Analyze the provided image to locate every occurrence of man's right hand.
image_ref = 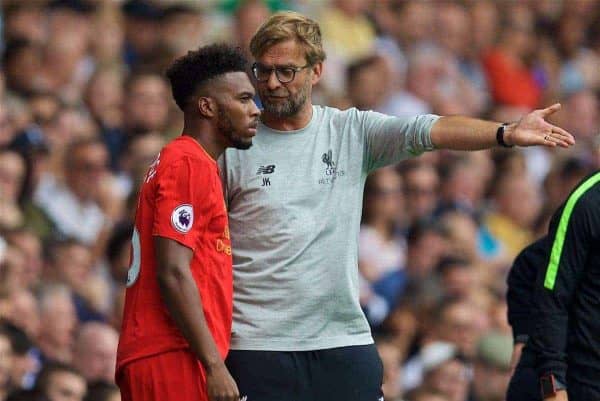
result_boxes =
[544,389,568,401]
[206,363,241,401]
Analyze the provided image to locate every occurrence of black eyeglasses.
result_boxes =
[251,62,311,83]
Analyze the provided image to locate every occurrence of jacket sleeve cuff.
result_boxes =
[514,334,529,344]
[537,363,567,385]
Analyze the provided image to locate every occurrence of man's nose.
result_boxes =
[266,70,281,91]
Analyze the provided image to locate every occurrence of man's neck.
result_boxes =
[182,122,224,161]
[261,103,313,131]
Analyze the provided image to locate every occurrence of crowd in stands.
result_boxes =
[0,1,599,400]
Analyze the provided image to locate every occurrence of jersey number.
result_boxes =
[126,228,141,287]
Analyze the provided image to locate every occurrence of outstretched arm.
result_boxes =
[430,103,574,150]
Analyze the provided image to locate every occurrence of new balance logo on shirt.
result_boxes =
[257,165,275,187]
[256,165,276,175]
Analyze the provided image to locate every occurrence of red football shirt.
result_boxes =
[116,135,233,372]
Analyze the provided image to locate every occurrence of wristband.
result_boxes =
[496,123,513,148]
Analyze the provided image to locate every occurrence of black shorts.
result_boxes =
[225,344,384,401]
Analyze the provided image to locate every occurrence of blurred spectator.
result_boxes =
[556,13,600,96]
[438,211,480,264]
[116,132,165,200]
[360,167,407,326]
[437,3,488,110]
[90,5,125,69]
[408,390,449,401]
[2,3,46,44]
[3,289,40,341]
[36,285,77,364]
[401,297,487,393]
[4,228,43,290]
[415,342,470,401]
[232,0,271,59]
[122,72,170,139]
[33,138,116,247]
[0,103,14,147]
[436,257,478,300]
[376,335,403,401]
[34,362,86,401]
[319,0,376,95]
[438,155,488,214]
[469,2,499,55]
[71,323,118,384]
[2,39,44,96]
[346,55,390,112]
[0,150,26,230]
[3,323,38,392]
[401,162,439,225]
[84,68,124,171]
[402,47,439,115]
[83,382,119,401]
[405,220,447,283]
[484,171,541,259]
[559,89,599,145]
[0,245,27,294]
[0,326,14,401]
[360,168,406,284]
[429,298,488,361]
[105,223,132,290]
[373,0,434,55]
[541,155,595,228]
[42,2,95,105]
[468,332,513,401]
[45,239,108,321]
[160,3,206,59]
[320,0,375,61]
[482,5,541,109]
[121,0,163,69]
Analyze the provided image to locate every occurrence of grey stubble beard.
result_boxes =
[260,77,310,119]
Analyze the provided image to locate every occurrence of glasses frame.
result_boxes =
[251,62,311,84]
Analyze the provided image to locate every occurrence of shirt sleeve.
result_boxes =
[361,110,439,173]
[529,195,596,384]
[152,157,211,251]
[506,238,546,343]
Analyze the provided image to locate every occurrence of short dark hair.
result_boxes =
[45,237,89,265]
[63,137,106,170]
[346,54,382,87]
[84,381,120,401]
[2,321,33,356]
[34,362,83,394]
[165,43,248,111]
[106,222,133,266]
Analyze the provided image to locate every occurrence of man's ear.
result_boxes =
[197,97,216,118]
[310,62,323,85]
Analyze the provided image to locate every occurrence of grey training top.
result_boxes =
[219,105,439,351]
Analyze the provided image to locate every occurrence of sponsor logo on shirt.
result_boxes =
[216,227,231,255]
[319,149,345,185]
[171,204,193,233]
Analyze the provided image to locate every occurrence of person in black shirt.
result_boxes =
[505,237,548,401]
[526,171,600,401]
